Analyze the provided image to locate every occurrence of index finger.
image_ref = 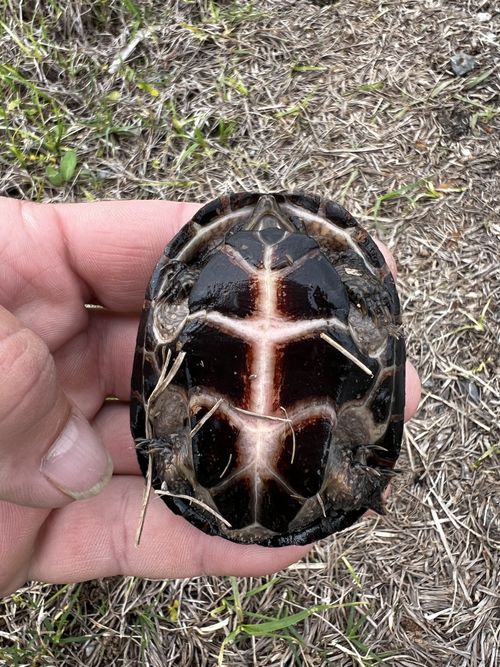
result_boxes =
[55,199,200,311]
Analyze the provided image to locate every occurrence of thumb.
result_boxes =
[0,306,113,507]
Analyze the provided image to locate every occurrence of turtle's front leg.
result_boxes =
[337,264,393,322]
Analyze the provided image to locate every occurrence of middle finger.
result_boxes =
[53,310,138,418]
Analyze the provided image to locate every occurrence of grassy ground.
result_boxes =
[0,0,499,665]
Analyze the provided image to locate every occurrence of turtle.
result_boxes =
[130,192,405,547]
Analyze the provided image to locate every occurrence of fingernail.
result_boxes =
[41,410,113,500]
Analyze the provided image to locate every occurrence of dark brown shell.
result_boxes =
[130,193,405,546]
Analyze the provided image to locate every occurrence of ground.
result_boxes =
[0,1,499,665]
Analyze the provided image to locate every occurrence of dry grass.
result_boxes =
[0,0,499,665]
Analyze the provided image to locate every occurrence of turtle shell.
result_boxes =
[130,193,405,547]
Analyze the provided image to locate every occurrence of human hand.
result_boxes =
[0,197,420,597]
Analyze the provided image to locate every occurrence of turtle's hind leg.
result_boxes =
[135,434,192,495]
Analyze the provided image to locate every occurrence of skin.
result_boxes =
[0,197,421,598]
